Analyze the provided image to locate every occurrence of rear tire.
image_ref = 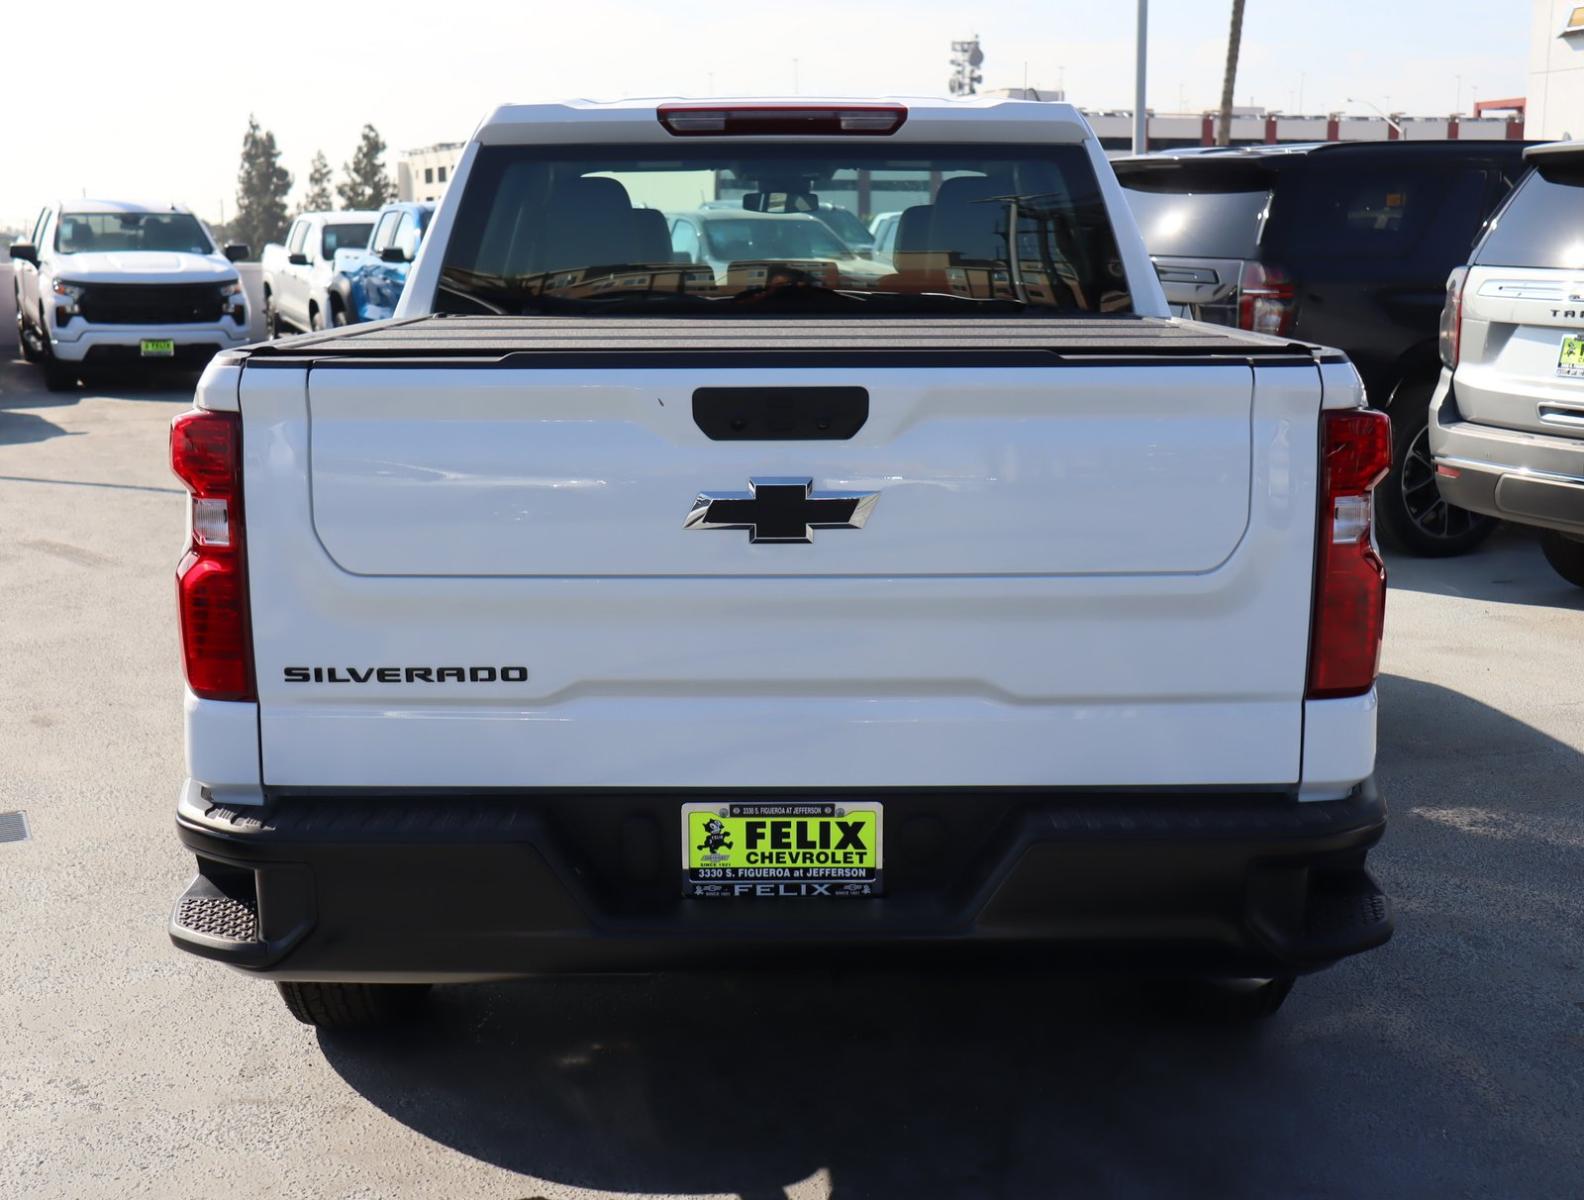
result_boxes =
[330,301,349,328]
[276,981,431,1030]
[309,306,325,332]
[1540,530,1584,588]
[264,289,281,339]
[1375,381,1497,557]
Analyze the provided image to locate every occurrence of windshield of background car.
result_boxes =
[55,212,213,255]
[322,222,375,257]
[435,143,1133,316]
[1473,161,1584,269]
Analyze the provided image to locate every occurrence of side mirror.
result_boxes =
[9,243,39,266]
[223,243,249,262]
[287,252,309,267]
[379,245,407,264]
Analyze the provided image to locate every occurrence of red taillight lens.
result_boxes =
[657,104,908,137]
[1238,261,1297,337]
[1439,266,1466,370]
[1308,409,1392,700]
[170,409,253,701]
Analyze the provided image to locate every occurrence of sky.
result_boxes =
[0,0,1530,230]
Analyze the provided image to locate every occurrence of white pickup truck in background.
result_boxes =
[168,96,1394,1029]
[258,209,376,334]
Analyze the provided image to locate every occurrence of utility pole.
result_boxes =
[1133,0,1149,154]
[1217,0,1246,146]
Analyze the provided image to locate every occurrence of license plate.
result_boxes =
[140,339,175,358]
[682,801,882,898]
[1558,335,1584,378]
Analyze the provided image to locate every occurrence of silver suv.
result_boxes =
[1430,141,1584,587]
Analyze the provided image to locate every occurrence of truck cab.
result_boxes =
[260,210,377,334]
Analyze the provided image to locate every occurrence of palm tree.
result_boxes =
[1216,0,1246,146]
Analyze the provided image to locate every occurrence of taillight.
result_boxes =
[1237,261,1297,336]
[657,104,907,137]
[1439,266,1467,370]
[171,409,253,701]
[1307,409,1392,700]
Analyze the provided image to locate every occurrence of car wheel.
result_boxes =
[330,302,348,328]
[309,306,325,332]
[16,289,42,363]
[276,981,431,1029]
[1375,381,1498,557]
[263,290,281,339]
[1540,530,1584,588]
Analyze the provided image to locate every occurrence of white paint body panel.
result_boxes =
[240,361,1335,789]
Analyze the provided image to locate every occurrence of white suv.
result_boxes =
[1431,141,1584,586]
[10,199,251,391]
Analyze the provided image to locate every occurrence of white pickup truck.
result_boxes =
[258,209,377,334]
[168,97,1394,1029]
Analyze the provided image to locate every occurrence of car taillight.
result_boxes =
[657,104,907,137]
[171,409,254,701]
[1237,261,1297,336]
[1307,409,1391,700]
[1439,266,1467,370]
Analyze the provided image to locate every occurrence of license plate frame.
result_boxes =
[140,338,175,358]
[681,801,883,898]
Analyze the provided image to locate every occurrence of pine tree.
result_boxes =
[233,115,292,256]
[336,125,393,210]
[302,151,334,213]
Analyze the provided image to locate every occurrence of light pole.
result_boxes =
[1346,97,1404,137]
[1133,0,1148,155]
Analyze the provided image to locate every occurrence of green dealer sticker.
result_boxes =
[1558,334,1584,378]
[682,801,883,898]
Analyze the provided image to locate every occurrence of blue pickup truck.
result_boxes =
[328,201,434,324]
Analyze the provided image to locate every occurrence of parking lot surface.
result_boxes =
[2,286,1582,1197]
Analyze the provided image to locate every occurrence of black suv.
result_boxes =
[1116,141,1530,555]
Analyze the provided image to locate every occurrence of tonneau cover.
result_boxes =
[241,314,1339,361]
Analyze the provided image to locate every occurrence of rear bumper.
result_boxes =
[1430,379,1584,536]
[170,780,1391,982]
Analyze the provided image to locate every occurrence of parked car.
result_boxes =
[329,201,434,324]
[260,210,377,334]
[812,202,875,256]
[1116,141,1531,556]
[666,208,890,287]
[168,97,1393,1030]
[1430,141,1584,587]
[10,200,249,390]
[868,210,902,263]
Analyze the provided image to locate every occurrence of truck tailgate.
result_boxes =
[240,320,1325,790]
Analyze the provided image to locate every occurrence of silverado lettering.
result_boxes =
[282,666,528,683]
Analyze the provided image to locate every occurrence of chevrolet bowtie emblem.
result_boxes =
[684,477,879,543]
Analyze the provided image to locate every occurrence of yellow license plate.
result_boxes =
[140,339,175,357]
[682,802,882,897]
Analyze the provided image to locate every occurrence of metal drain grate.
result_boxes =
[0,812,30,843]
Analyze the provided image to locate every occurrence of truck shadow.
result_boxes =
[317,674,1584,1199]
[1386,526,1584,610]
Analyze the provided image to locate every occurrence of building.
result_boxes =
[1529,0,1584,140]
[984,88,1523,155]
[396,143,466,204]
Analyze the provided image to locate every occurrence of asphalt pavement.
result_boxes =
[1,278,1581,1199]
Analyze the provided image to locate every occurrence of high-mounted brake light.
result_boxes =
[657,104,908,137]
[1237,261,1297,337]
[171,409,254,701]
[1307,409,1392,700]
[1439,266,1467,370]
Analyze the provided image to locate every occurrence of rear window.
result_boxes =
[1121,187,1271,259]
[322,222,374,257]
[1276,160,1489,265]
[1474,164,1584,269]
[434,143,1132,317]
